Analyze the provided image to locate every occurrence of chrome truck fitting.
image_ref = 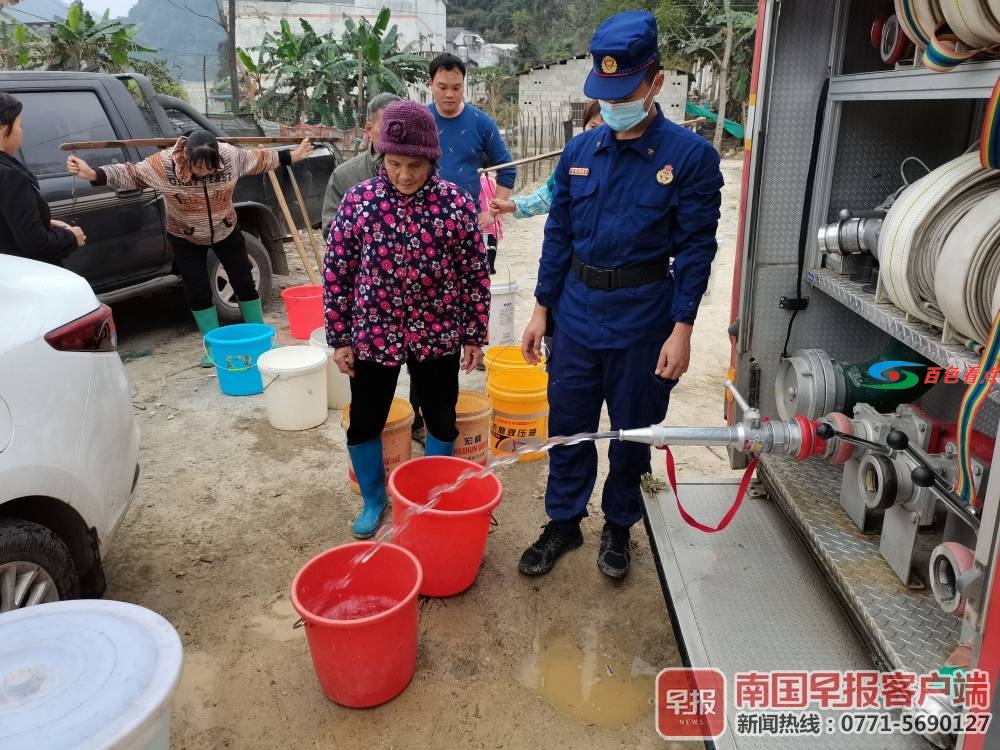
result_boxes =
[617,420,806,457]
[617,382,812,459]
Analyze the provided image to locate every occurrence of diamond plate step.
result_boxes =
[758,455,961,677]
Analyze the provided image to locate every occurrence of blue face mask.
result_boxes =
[599,87,655,132]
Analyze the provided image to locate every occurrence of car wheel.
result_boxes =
[208,232,274,323]
[0,519,79,612]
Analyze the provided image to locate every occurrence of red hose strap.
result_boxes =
[661,446,760,533]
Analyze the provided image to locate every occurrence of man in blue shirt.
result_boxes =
[519,10,723,580]
[427,52,516,268]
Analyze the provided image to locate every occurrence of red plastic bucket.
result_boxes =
[290,542,422,707]
[281,285,324,340]
[389,456,503,597]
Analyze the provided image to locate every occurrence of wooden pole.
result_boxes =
[266,170,319,285]
[477,149,563,174]
[285,164,324,270]
[60,136,316,151]
[477,119,706,174]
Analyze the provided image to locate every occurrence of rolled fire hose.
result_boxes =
[926,0,1000,71]
[917,179,997,326]
[878,152,1000,326]
[895,0,943,48]
[877,14,914,65]
[935,191,1000,344]
[891,0,1000,71]
[939,0,1000,48]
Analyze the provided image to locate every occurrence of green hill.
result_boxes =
[447,0,601,68]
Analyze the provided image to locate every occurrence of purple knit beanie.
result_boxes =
[376,100,441,161]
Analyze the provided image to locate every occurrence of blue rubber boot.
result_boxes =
[347,438,388,539]
[424,433,455,457]
[191,307,219,368]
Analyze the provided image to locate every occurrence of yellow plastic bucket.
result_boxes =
[341,398,415,493]
[454,390,491,466]
[486,368,548,463]
[482,345,545,384]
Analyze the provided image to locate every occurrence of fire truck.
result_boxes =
[637,2,1000,747]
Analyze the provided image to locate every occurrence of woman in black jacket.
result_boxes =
[0,92,85,263]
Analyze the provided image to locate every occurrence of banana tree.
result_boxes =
[0,21,36,69]
[238,8,428,129]
[337,7,427,106]
[238,18,325,123]
[42,0,155,72]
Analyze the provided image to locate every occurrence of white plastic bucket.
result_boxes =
[0,599,183,750]
[257,346,329,431]
[488,279,518,346]
[309,327,351,409]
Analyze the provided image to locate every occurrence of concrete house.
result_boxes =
[235,0,446,54]
[445,26,517,70]
[517,54,688,126]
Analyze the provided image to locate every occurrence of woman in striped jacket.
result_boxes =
[67,130,311,365]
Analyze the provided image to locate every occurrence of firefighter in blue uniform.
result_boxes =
[519,10,723,579]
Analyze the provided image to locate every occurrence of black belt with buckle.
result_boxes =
[571,255,669,291]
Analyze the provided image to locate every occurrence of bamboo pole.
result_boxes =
[477,149,564,174]
[60,136,316,151]
[285,165,325,271]
[478,118,707,174]
[266,170,320,285]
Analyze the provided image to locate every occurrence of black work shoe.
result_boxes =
[598,522,631,579]
[518,521,583,576]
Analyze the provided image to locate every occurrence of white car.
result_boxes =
[0,255,139,611]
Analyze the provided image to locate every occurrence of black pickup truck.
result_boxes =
[0,71,337,319]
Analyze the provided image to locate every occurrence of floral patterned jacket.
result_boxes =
[324,169,491,365]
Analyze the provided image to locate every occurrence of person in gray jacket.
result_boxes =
[321,93,401,237]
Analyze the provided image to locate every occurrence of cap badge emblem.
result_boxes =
[601,56,618,74]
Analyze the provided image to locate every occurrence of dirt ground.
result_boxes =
[103,157,744,749]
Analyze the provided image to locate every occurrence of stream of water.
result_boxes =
[310,431,618,618]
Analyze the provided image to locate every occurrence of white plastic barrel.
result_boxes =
[0,599,183,750]
[488,279,518,346]
[309,327,351,409]
[257,345,329,430]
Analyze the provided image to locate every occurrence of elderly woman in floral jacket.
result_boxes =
[325,100,491,538]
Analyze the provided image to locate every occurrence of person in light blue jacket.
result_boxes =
[489,100,604,220]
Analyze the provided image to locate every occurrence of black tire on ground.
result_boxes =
[208,231,274,323]
[0,518,79,605]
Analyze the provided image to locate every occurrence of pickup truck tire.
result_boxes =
[209,231,273,322]
[0,519,79,610]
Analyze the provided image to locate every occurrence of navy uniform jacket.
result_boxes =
[535,106,723,349]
